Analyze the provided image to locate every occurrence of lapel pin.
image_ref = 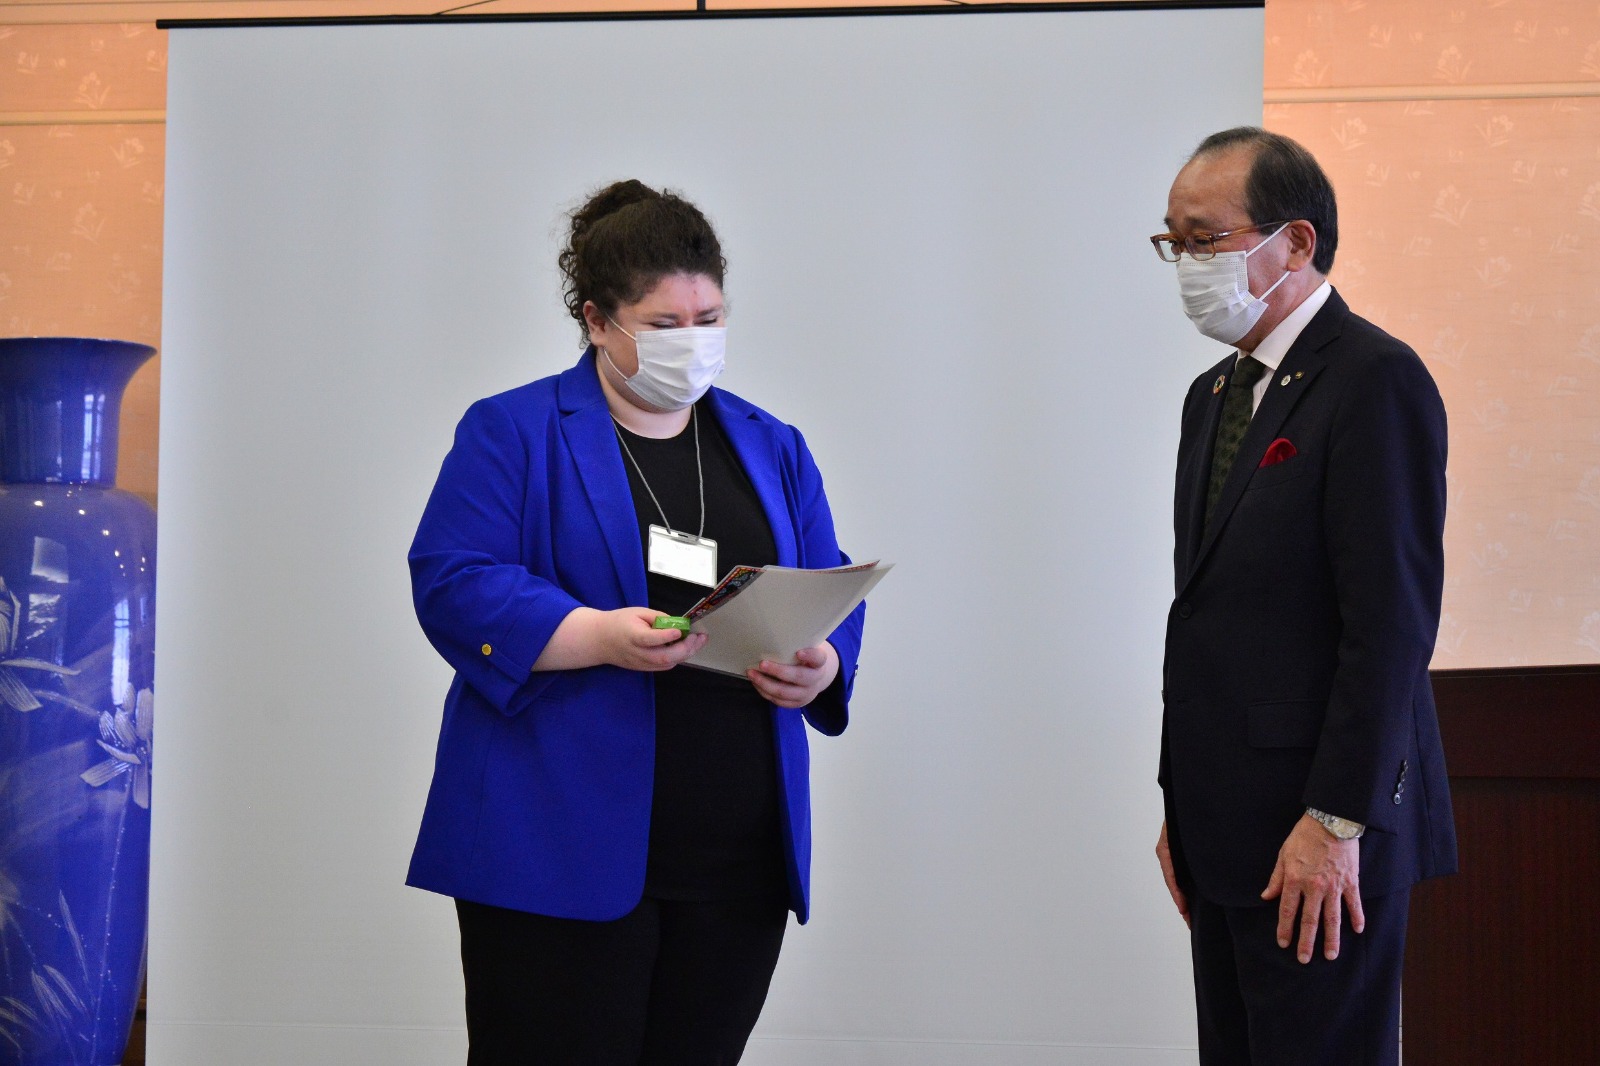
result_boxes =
[1294,370,1304,380]
[1213,374,1226,394]
[1279,374,1291,387]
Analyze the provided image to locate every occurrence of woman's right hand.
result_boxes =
[592,607,707,671]
[534,606,706,673]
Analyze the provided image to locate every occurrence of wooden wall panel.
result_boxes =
[1405,667,1600,1065]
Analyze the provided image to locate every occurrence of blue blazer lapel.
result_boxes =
[557,349,649,605]
[708,389,798,568]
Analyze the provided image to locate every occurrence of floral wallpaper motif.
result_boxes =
[0,24,165,114]
[1267,0,1600,667]
[0,24,164,505]
[1266,0,1600,90]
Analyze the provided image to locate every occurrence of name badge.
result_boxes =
[648,525,718,588]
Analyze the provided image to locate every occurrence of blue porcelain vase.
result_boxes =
[0,338,156,1066]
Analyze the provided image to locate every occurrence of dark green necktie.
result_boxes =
[1205,354,1268,527]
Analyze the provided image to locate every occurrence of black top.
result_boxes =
[613,400,788,901]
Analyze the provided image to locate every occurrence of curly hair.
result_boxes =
[558,180,727,341]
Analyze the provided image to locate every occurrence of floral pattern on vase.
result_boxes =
[0,337,155,1066]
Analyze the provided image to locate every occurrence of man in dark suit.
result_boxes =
[1153,128,1457,1065]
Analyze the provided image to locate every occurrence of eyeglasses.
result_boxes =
[1149,221,1293,263]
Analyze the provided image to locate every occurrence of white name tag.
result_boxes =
[648,525,718,588]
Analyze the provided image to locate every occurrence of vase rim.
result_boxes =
[0,337,155,485]
[0,336,158,357]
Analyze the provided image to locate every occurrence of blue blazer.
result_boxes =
[406,350,864,923]
[1160,290,1457,908]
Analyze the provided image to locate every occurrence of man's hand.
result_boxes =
[1156,820,1190,928]
[1262,813,1364,963]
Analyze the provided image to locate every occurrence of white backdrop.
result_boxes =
[156,8,1262,1063]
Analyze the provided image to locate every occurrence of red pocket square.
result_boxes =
[1260,438,1297,467]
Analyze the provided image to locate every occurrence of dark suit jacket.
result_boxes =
[1160,289,1458,908]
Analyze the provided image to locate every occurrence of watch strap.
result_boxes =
[1306,807,1365,840]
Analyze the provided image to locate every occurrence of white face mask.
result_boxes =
[602,319,726,411]
[1175,222,1291,345]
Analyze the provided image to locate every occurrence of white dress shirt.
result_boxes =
[1236,280,1332,415]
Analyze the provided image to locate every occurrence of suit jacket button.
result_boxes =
[1178,603,1193,619]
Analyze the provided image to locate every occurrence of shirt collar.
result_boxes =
[1238,279,1332,373]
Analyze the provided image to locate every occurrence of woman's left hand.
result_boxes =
[747,642,839,709]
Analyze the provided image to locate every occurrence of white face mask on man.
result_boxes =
[1175,222,1291,345]
[602,318,726,411]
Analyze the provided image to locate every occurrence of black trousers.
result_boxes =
[1189,887,1410,1066]
[455,895,788,1066]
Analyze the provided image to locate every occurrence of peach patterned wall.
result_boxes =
[0,22,165,503]
[3,0,1597,666]
[1265,0,1600,667]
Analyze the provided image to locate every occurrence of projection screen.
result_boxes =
[156,7,1263,1063]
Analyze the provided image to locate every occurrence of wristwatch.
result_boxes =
[1306,807,1365,840]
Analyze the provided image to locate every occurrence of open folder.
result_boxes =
[681,560,892,678]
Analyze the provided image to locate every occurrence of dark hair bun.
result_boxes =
[565,179,660,257]
[558,180,726,339]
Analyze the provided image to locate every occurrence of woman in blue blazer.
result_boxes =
[406,181,865,1064]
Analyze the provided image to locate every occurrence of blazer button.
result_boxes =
[481,643,493,656]
[1178,604,1193,619]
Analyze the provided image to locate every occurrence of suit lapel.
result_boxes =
[557,350,649,604]
[1181,292,1347,591]
[708,390,798,568]
[1178,357,1233,575]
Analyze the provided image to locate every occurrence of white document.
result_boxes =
[682,561,892,678]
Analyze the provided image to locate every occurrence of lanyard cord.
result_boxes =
[612,405,706,540]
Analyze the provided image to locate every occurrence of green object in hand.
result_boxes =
[652,615,692,634]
